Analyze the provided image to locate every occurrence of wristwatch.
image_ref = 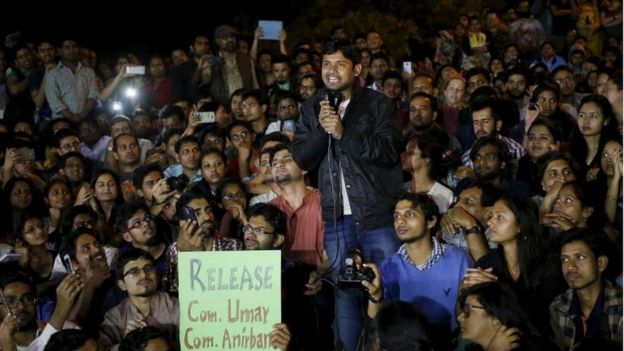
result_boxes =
[464,224,482,235]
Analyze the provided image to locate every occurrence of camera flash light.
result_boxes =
[125,87,137,98]
[112,101,122,111]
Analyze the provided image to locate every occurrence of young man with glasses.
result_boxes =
[243,203,326,350]
[116,202,171,283]
[0,272,81,350]
[99,249,179,350]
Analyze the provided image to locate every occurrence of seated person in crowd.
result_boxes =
[0,272,81,350]
[550,229,622,350]
[364,192,472,351]
[99,249,179,351]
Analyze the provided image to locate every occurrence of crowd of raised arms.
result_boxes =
[0,1,621,350]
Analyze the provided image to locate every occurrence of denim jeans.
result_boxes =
[324,216,400,351]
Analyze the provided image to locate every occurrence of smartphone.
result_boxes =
[195,111,216,124]
[0,253,21,263]
[179,206,197,222]
[528,102,538,111]
[208,56,224,65]
[402,61,413,74]
[282,119,295,132]
[62,254,75,273]
[0,289,12,315]
[126,66,146,75]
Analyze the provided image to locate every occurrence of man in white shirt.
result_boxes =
[0,272,81,350]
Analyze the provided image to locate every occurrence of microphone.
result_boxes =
[323,90,342,113]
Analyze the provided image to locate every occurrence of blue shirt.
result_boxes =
[380,241,473,331]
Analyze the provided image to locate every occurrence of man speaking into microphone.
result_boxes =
[292,39,403,351]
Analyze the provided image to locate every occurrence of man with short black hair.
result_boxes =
[461,97,525,168]
[293,40,403,351]
[364,193,472,351]
[466,136,529,196]
[550,229,622,349]
[243,203,326,350]
[163,135,202,182]
[0,272,81,351]
[44,329,97,351]
[164,191,242,293]
[115,202,170,280]
[120,326,171,351]
[269,144,325,268]
[45,39,98,122]
[99,249,179,351]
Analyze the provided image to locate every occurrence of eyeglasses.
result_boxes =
[128,213,154,230]
[462,303,486,318]
[230,131,250,142]
[123,264,156,279]
[1,294,36,309]
[223,192,244,202]
[242,225,274,236]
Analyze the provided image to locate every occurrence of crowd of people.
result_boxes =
[0,0,621,350]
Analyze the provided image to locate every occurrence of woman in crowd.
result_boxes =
[0,177,44,244]
[44,178,73,237]
[527,84,577,145]
[439,77,466,135]
[402,136,454,213]
[89,169,125,244]
[458,282,558,350]
[570,94,619,184]
[517,118,562,194]
[461,195,566,336]
[190,148,228,199]
[216,177,248,240]
[535,152,580,216]
[14,212,57,287]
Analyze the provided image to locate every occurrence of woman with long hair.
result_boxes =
[13,212,57,287]
[458,282,558,350]
[570,94,620,183]
[525,83,577,145]
[89,169,124,245]
[461,195,566,336]
[517,118,562,195]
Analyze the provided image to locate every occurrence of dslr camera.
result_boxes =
[166,174,189,192]
[338,250,375,288]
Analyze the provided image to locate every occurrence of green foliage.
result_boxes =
[283,0,483,59]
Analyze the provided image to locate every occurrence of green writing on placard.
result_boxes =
[179,251,281,350]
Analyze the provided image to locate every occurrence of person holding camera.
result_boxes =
[163,135,203,184]
[292,39,403,351]
[362,193,472,351]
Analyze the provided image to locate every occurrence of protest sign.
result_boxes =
[179,251,281,350]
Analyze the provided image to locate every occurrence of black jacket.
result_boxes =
[292,86,403,229]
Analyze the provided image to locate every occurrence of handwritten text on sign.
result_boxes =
[178,251,281,350]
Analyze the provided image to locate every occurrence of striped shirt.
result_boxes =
[461,134,526,168]
[45,61,98,118]
[398,236,445,271]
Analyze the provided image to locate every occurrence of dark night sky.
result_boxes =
[1,2,292,57]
